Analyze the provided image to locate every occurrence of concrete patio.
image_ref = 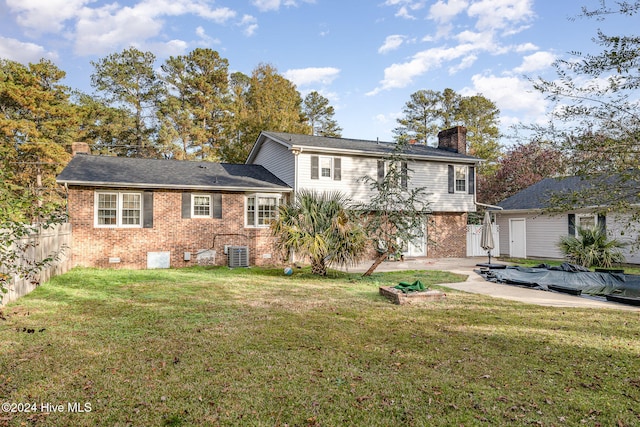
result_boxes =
[345,257,640,311]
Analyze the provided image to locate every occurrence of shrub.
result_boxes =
[557,226,626,268]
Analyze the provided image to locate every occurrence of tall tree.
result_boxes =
[159,48,230,160]
[457,95,501,173]
[219,64,310,163]
[531,2,640,230]
[302,91,342,137]
[393,89,442,145]
[477,140,567,205]
[91,47,164,157]
[0,59,74,209]
[218,71,253,163]
[74,92,138,156]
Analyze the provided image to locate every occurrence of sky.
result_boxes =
[0,0,635,143]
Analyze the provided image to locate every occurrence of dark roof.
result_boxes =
[56,155,291,191]
[252,131,479,163]
[498,176,592,210]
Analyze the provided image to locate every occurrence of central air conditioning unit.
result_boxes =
[228,246,249,268]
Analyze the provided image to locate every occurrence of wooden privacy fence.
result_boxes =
[1,223,71,306]
[466,224,500,257]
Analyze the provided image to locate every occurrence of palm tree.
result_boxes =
[271,189,367,276]
[558,225,626,268]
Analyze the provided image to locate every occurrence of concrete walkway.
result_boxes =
[346,257,640,311]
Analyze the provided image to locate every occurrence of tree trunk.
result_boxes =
[362,250,388,277]
[311,258,327,276]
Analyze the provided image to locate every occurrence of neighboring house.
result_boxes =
[56,153,291,269]
[494,176,640,263]
[246,126,481,258]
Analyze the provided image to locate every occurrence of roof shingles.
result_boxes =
[57,155,291,191]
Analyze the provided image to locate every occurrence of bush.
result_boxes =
[557,226,626,268]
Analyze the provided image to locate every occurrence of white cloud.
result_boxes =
[0,36,57,63]
[8,0,237,56]
[466,74,547,119]
[252,0,281,12]
[283,67,340,86]
[467,0,535,32]
[6,0,89,34]
[513,51,556,73]
[428,0,469,23]
[368,43,476,95]
[252,0,315,12]
[239,15,259,37]
[378,35,405,54]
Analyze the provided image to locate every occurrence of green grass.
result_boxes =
[1,266,639,426]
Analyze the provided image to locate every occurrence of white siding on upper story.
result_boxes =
[251,138,295,188]
[296,152,475,212]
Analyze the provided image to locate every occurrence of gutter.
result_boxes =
[475,202,503,210]
[56,180,293,193]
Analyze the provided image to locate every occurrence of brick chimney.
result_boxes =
[72,142,91,156]
[437,126,467,155]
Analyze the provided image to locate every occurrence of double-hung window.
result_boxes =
[455,166,467,193]
[246,194,280,227]
[96,192,142,227]
[192,195,211,218]
[311,156,341,181]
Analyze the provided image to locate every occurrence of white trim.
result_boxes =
[454,165,467,193]
[245,193,282,228]
[94,191,143,228]
[509,218,527,258]
[191,193,212,218]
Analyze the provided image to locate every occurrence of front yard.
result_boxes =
[1,266,639,426]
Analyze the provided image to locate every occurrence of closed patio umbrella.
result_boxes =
[480,211,495,265]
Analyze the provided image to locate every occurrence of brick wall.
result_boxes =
[68,187,281,269]
[427,212,468,258]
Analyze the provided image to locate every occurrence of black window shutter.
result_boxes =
[597,214,606,233]
[377,160,385,184]
[143,191,154,228]
[311,156,319,179]
[448,165,454,194]
[333,158,341,181]
[568,214,575,235]
[182,193,191,218]
[213,193,222,219]
[401,161,408,189]
[468,166,475,195]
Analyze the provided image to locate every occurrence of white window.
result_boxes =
[320,157,332,178]
[576,214,596,230]
[192,194,211,218]
[455,166,467,193]
[95,192,142,227]
[246,194,280,227]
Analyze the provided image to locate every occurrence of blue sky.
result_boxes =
[0,0,634,143]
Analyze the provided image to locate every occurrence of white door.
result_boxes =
[509,219,526,258]
[402,222,426,257]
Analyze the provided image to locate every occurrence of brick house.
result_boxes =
[246,126,481,258]
[56,154,291,269]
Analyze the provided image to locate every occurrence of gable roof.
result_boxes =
[497,176,593,211]
[56,155,291,192]
[247,131,480,164]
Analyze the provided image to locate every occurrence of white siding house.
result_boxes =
[495,176,640,263]
[246,128,481,258]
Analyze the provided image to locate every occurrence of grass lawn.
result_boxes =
[1,266,639,426]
